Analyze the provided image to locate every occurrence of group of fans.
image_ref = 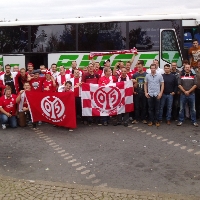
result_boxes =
[0,39,200,130]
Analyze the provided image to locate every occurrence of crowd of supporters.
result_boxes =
[0,40,200,130]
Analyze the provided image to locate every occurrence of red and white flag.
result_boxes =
[81,81,134,116]
[25,91,76,128]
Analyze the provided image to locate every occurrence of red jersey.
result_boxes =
[98,76,117,85]
[95,69,103,77]
[74,78,80,97]
[127,70,136,78]
[43,80,56,92]
[82,72,99,84]
[0,94,17,115]
[30,77,45,92]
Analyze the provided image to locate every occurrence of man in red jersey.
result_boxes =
[43,71,56,92]
[113,67,131,127]
[98,67,117,126]
[94,62,103,77]
[82,63,99,84]
[0,86,19,129]
[82,63,100,125]
[28,71,44,92]
[98,68,117,85]
[126,61,136,78]
[57,66,71,92]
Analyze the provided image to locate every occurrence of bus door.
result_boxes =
[2,54,25,71]
[159,29,183,69]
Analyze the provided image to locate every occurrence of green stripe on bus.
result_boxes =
[139,54,158,59]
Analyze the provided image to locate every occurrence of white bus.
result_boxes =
[0,14,200,70]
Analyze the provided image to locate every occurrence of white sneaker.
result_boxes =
[2,124,6,129]
[38,121,42,125]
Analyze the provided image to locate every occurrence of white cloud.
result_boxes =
[0,0,199,21]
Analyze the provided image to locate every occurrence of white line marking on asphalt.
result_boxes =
[156,136,163,139]
[44,138,51,140]
[132,127,138,129]
[86,174,96,179]
[37,132,44,135]
[174,143,180,147]
[128,125,133,127]
[58,150,65,153]
[194,151,200,155]
[162,139,168,141]
[81,170,90,174]
[76,166,86,171]
[72,163,81,167]
[68,159,77,163]
[137,129,142,131]
[64,156,73,160]
[49,143,56,145]
[54,147,62,150]
[187,149,194,152]
[167,141,174,144]
[146,132,152,135]
[180,146,187,150]
[39,136,48,139]
[141,130,146,133]
[46,140,53,143]
[151,134,157,137]
[61,153,69,157]
[52,145,59,148]
[98,183,108,187]
[92,179,101,184]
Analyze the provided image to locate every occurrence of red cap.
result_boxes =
[27,62,34,66]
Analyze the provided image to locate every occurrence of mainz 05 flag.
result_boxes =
[81,81,134,116]
[25,91,76,128]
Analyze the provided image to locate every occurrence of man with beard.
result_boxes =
[189,39,200,69]
[113,67,131,127]
[0,64,19,94]
[16,82,35,127]
[82,63,100,125]
[0,86,19,129]
[66,61,82,78]
[132,60,147,124]
[177,64,198,126]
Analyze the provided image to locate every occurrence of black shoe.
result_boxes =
[124,122,128,127]
[103,121,108,126]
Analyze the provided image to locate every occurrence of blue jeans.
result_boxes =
[0,114,17,128]
[159,94,173,121]
[178,94,196,123]
[147,96,160,122]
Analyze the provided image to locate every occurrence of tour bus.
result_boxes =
[0,14,200,70]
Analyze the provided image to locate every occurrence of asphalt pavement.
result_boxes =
[0,118,200,198]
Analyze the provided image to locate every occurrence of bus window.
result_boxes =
[183,27,200,49]
[161,29,182,67]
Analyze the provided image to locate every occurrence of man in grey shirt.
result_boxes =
[177,64,198,126]
[144,64,164,126]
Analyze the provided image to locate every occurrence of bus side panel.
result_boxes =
[48,52,160,70]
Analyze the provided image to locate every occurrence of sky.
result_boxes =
[0,0,200,21]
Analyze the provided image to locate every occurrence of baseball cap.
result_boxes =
[27,62,34,66]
